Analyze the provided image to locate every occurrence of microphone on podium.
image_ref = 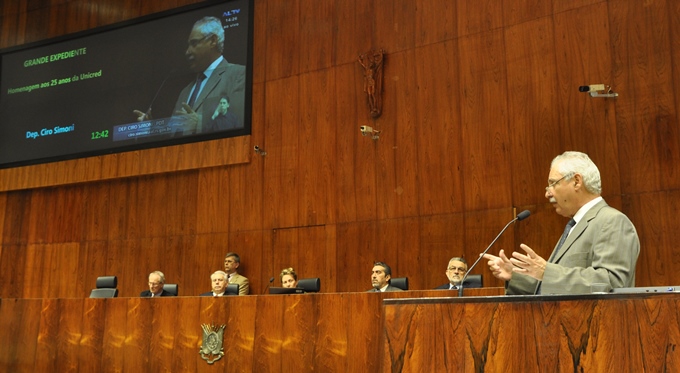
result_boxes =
[458,210,531,297]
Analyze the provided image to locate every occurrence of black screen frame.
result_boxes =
[0,0,254,170]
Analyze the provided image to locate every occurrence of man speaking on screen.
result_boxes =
[133,16,245,135]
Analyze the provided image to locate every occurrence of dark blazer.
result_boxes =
[200,291,236,297]
[140,289,175,297]
[435,281,482,290]
[507,199,640,295]
[367,285,404,292]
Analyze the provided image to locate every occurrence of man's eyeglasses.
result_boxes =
[187,34,213,48]
[148,282,162,286]
[447,267,467,273]
[545,173,574,192]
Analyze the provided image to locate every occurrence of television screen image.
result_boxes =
[0,0,253,169]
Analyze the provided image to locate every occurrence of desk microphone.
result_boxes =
[264,277,274,294]
[458,210,531,297]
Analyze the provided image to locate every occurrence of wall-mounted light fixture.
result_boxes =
[360,125,380,140]
[254,145,267,156]
[579,84,618,98]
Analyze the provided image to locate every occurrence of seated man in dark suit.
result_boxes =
[367,261,403,292]
[140,270,175,297]
[200,270,231,297]
[435,257,481,290]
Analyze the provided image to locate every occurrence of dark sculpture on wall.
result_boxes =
[358,49,384,118]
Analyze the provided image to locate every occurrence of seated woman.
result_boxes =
[280,267,298,288]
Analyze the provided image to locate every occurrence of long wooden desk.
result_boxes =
[5,288,676,372]
[0,289,498,372]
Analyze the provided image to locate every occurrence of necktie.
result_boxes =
[537,219,577,294]
[187,73,206,109]
[550,219,576,262]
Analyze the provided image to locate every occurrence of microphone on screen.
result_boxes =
[143,69,178,120]
[458,210,531,297]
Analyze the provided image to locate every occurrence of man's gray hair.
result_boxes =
[149,270,165,283]
[373,261,392,277]
[551,151,602,195]
[212,270,228,280]
[193,16,225,53]
[448,257,468,268]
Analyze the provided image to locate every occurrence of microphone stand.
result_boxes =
[458,212,529,297]
[264,277,274,294]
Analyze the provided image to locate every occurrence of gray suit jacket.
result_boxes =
[507,200,640,295]
[173,58,246,134]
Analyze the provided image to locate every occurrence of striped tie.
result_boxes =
[187,73,206,109]
[537,219,577,294]
[550,219,576,262]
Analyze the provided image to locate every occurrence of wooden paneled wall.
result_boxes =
[1,0,680,298]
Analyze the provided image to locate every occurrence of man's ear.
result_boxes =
[572,173,584,191]
[209,34,218,49]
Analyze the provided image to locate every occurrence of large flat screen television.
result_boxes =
[0,0,253,169]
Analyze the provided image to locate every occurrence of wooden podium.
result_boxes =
[383,292,680,372]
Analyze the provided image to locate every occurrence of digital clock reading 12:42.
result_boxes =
[91,130,109,140]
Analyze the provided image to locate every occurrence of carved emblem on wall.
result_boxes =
[200,324,226,364]
[358,49,385,118]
